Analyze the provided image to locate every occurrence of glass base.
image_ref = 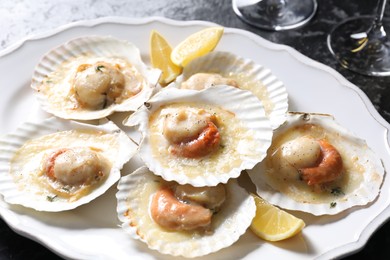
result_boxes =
[232,0,318,31]
[327,16,390,77]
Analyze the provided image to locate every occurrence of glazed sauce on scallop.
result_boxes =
[148,102,261,179]
[136,178,218,240]
[40,56,144,111]
[10,129,117,202]
[265,123,365,204]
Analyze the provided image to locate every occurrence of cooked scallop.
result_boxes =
[248,112,385,215]
[123,85,273,187]
[116,166,255,258]
[31,36,160,120]
[0,117,137,211]
[172,51,288,129]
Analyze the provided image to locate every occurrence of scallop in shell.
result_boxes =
[31,36,160,120]
[172,51,288,129]
[123,85,273,187]
[0,117,137,211]
[248,112,385,216]
[116,166,255,258]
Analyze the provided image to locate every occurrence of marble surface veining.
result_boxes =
[1,0,390,260]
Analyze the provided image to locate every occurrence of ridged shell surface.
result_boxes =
[0,117,137,211]
[31,35,160,120]
[123,85,273,187]
[173,51,288,129]
[116,166,256,258]
[248,112,385,216]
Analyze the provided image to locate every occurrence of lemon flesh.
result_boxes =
[250,194,305,242]
[170,27,224,67]
[150,30,182,86]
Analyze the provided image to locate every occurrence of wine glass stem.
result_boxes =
[375,0,387,26]
[370,0,388,39]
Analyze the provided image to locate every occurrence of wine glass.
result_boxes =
[232,0,318,31]
[327,0,390,76]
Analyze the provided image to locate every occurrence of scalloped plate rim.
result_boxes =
[0,16,389,260]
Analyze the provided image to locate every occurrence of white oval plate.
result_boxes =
[0,17,389,260]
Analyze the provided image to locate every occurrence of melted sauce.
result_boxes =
[126,174,232,243]
[181,53,275,117]
[148,102,261,180]
[10,129,117,202]
[264,124,365,204]
[39,55,145,112]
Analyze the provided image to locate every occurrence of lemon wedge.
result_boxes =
[150,30,183,86]
[250,194,305,242]
[170,27,224,67]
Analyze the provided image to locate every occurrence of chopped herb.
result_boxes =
[331,187,344,196]
[330,202,337,208]
[96,65,105,72]
[47,195,57,202]
[61,187,70,192]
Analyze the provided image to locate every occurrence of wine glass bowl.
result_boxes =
[232,0,318,31]
[327,0,390,76]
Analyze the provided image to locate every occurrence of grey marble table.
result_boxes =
[1,0,390,259]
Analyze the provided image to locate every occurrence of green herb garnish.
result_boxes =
[331,187,344,196]
[96,65,105,72]
[46,195,57,202]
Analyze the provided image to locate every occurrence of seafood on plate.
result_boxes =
[248,112,385,215]
[123,85,273,187]
[171,51,288,129]
[0,117,137,211]
[31,35,160,120]
[116,166,255,258]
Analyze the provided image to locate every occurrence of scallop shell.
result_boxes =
[0,117,137,212]
[31,35,160,120]
[123,85,273,187]
[116,166,256,258]
[172,51,288,129]
[248,112,385,216]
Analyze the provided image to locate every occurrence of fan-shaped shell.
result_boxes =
[116,166,255,258]
[172,51,288,129]
[0,117,137,211]
[31,35,160,120]
[123,85,273,187]
[248,112,385,216]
